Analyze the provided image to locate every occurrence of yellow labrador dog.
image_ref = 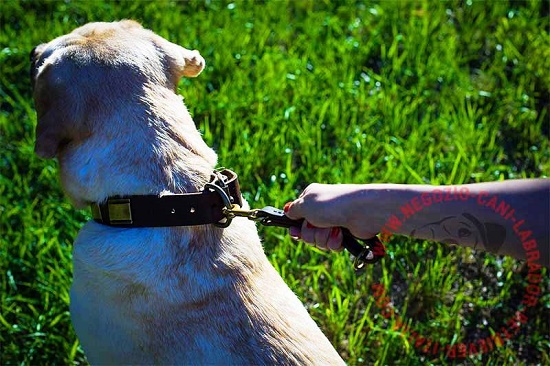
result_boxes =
[31,20,345,365]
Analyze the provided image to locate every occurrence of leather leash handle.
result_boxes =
[255,206,385,269]
[339,229,385,269]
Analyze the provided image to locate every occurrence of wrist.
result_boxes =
[341,184,402,238]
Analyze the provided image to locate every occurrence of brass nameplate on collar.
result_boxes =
[107,199,133,225]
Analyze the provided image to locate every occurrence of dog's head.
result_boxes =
[30,20,205,159]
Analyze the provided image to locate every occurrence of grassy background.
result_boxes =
[1,0,548,364]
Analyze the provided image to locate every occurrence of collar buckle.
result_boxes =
[106,198,133,225]
[91,198,133,225]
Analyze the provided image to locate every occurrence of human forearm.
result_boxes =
[286,179,549,266]
[369,180,548,266]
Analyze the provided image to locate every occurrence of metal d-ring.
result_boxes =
[205,182,233,228]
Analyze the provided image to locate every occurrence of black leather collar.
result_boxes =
[90,169,242,227]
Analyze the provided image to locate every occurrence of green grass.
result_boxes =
[1,0,549,364]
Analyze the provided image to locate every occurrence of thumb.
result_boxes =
[283,199,303,220]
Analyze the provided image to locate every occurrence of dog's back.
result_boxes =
[31,20,345,364]
[71,222,343,364]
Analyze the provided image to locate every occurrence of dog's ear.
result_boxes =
[34,94,91,159]
[173,46,205,78]
[153,36,205,81]
[33,63,91,159]
[34,106,75,159]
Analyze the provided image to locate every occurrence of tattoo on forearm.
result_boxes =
[410,213,507,254]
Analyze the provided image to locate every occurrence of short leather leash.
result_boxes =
[222,205,386,269]
[90,168,385,269]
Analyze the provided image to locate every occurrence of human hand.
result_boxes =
[286,220,345,252]
[284,183,383,251]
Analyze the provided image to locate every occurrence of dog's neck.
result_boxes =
[59,86,217,208]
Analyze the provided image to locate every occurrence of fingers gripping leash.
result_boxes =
[206,181,385,269]
[227,205,386,270]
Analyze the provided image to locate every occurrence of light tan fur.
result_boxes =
[31,20,345,365]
